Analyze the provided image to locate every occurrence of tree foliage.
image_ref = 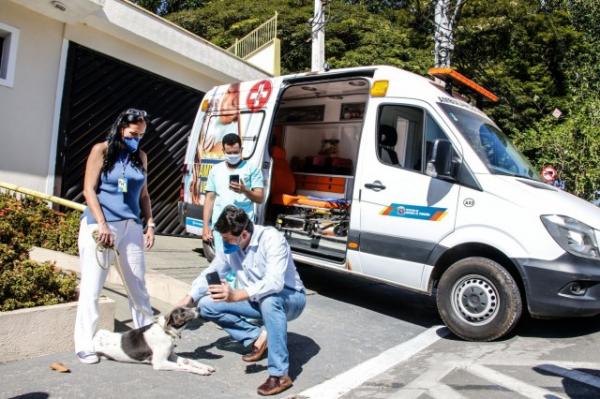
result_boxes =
[137,0,599,198]
[163,0,433,75]
[511,0,600,198]
[135,0,207,15]
[453,0,583,133]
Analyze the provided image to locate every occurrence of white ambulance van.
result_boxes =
[179,66,600,341]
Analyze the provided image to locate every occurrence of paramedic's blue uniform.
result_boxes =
[206,160,264,252]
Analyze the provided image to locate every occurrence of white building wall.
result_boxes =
[245,39,280,76]
[64,23,221,93]
[0,1,64,193]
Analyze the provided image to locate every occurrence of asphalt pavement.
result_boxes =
[0,235,437,399]
[2,235,600,399]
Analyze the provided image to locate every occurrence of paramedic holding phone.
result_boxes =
[202,133,264,253]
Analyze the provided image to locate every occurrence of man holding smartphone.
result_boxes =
[179,206,306,396]
[203,133,264,254]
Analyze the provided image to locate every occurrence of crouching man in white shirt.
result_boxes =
[178,205,306,396]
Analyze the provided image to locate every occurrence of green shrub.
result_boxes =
[0,192,80,311]
[56,211,81,256]
[0,193,80,255]
[0,259,78,311]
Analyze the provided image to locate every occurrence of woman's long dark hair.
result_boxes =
[102,108,149,176]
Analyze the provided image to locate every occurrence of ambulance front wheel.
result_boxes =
[203,240,216,262]
[436,257,522,342]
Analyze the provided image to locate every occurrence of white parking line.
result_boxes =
[487,360,600,370]
[467,364,567,399]
[537,364,600,390]
[294,326,449,399]
[389,364,464,399]
[428,383,466,399]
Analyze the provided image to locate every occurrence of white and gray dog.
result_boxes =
[93,306,215,376]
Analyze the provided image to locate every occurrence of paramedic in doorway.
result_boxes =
[202,133,264,253]
[179,206,306,396]
[74,108,155,364]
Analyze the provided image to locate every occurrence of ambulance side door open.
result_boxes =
[356,99,460,291]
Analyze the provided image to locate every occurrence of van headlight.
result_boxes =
[541,215,600,260]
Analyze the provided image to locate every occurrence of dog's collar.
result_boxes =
[157,315,181,339]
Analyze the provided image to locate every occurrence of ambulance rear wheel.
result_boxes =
[203,240,215,262]
[437,257,522,342]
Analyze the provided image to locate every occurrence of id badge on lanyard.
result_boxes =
[118,177,128,193]
[118,154,129,193]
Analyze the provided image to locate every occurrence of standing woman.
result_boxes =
[74,108,155,364]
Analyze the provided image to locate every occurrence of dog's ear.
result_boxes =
[165,308,178,328]
[166,306,189,328]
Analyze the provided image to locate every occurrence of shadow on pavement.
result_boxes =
[296,263,441,328]
[297,263,600,341]
[177,331,320,381]
[192,247,205,257]
[8,394,49,399]
[534,366,600,398]
[176,336,232,360]
[184,317,208,332]
[517,315,600,339]
[288,332,320,379]
[114,319,131,333]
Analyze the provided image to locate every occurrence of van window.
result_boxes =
[377,105,450,172]
[377,105,423,171]
[439,103,538,179]
[200,111,265,159]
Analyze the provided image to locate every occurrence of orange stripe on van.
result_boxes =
[380,206,394,215]
[430,210,447,221]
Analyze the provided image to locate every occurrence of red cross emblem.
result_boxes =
[246,80,272,112]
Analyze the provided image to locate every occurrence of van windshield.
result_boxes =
[439,103,539,180]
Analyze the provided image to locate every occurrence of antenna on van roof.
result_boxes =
[428,68,499,104]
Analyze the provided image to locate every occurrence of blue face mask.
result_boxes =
[223,240,240,254]
[223,232,246,254]
[123,137,141,153]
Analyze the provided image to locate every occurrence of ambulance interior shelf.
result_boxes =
[273,171,352,261]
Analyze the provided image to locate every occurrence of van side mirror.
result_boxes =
[426,139,459,180]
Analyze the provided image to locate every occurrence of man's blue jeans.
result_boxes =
[199,287,306,376]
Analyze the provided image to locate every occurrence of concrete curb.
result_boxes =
[0,297,114,362]
[30,247,192,306]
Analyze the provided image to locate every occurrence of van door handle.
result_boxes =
[364,180,386,191]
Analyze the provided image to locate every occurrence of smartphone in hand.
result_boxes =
[205,271,221,286]
[229,174,240,185]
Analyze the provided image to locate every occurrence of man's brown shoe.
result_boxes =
[257,375,293,396]
[242,338,268,362]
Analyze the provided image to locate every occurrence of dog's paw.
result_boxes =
[196,366,215,376]
[193,363,215,376]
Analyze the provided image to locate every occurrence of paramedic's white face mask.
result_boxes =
[223,144,242,165]
[224,153,241,165]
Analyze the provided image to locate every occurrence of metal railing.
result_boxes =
[227,12,278,59]
[0,181,85,212]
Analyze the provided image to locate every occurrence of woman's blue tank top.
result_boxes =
[83,151,146,224]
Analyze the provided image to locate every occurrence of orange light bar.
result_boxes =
[428,68,499,103]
